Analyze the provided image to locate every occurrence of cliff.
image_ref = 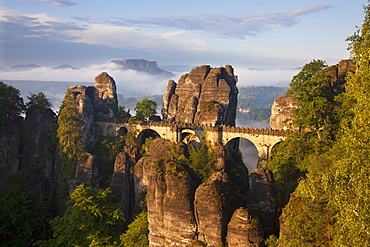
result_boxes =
[161,65,238,126]
[111,136,276,246]
[68,72,118,150]
[110,59,175,77]
[270,60,356,130]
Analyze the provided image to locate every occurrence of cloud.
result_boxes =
[233,66,298,87]
[38,0,77,7]
[0,8,84,41]
[111,4,333,39]
[1,61,176,109]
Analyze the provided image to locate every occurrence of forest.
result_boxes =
[1,2,370,247]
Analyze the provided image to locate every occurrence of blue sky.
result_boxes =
[0,0,368,96]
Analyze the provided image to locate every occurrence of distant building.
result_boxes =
[238,108,250,113]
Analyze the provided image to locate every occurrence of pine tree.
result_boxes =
[56,92,84,179]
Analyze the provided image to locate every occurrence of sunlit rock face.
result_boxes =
[66,72,119,150]
[270,59,356,130]
[161,65,238,126]
[269,94,298,130]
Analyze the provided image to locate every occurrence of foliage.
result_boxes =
[37,184,124,246]
[119,211,149,247]
[26,92,52,112]
[116,105,131,119]
[134,98,158,120]
[0,82,25,134]
[288,59,338,140]
[323,3,370,245]
[187,143,216,182]
[200,101,221,112]
[277,174,334,246]
[57,92,84,178]
[94,135,125,188]
[0,171,49,246]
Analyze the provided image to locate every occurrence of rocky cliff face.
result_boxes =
[67,72,118,150]
[270,60,356,130]
[19,108,58,190]
[111,137,275,246]
[161,65,238,126]
[269,95,298,130]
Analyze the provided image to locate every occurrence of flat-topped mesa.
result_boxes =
[161,65,238,126]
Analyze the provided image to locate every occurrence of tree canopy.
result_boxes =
[37,184,124,247]
[0,82,25,133]
[26,92,52,112]
[134,98,158,120]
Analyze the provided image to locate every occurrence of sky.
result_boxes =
[0,0,368,100]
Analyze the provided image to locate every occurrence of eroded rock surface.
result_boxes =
[67,72,118,150]
[161,65,238,126]
[227,208,265,247]
[269,95,298,130]
[246,167,278,237]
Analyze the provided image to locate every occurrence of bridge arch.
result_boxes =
[180,128,201,145]
[106,125,115,135]
[225,137,258,172]
[117,127,128,137]
[136,129,161,148]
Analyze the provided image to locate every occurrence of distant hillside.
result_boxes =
[236,86,288,127]
[110,59,174,77]
[11,64,42,71]
[54,64,78,70]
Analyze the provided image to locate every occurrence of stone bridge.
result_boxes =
[95,119,287,159]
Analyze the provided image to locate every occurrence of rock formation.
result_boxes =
[270,60,356,130]
[67,72,118,150]
[19,108,57,190]
[227,208,265,247]
[269,95,298,130]
[109,58,175,77]
[161,65,238,126]
[109,135,271,246]
[246,167,278,237]
[194,172,233,246]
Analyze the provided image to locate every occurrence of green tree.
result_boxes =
[57,92,84,178]
[26,92,52,112]
[187,143,216,182]
[0,82,25,134]
[0,171,49,246]
[288,59,336,140]
[116,105,132,119]
[324,2,370,245]
[134,98,158,120]
[119,211,149,247]
[37,184,124,246]
[94,135,125,188]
